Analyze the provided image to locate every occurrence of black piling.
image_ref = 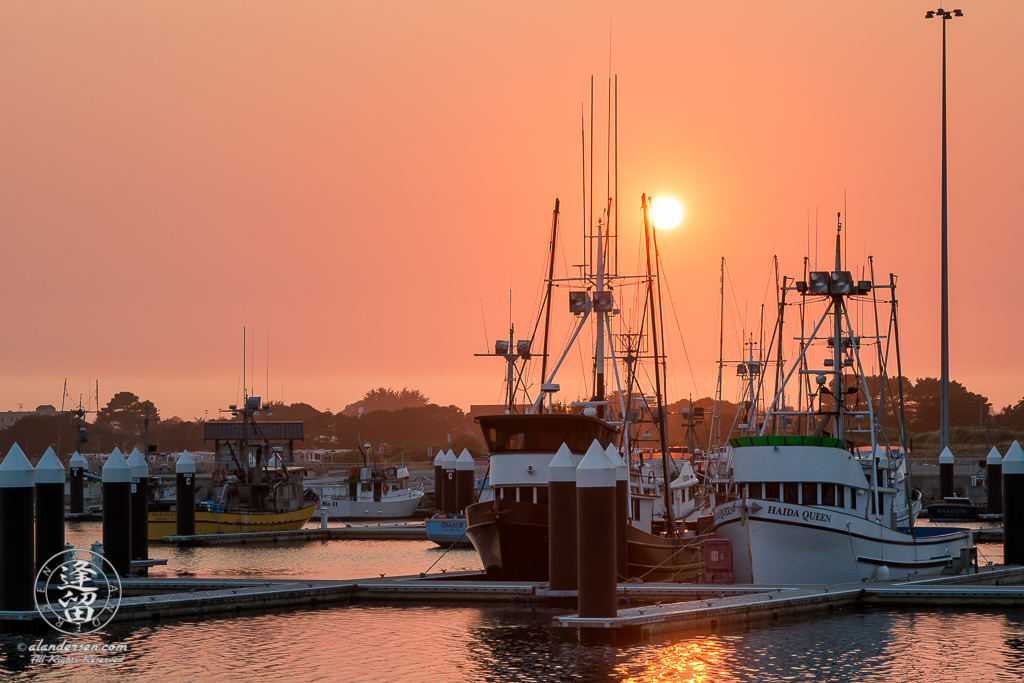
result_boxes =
[0,444,35,612]
[605,444,629,582]
[128,448,150,565]
[69,450,87,514]
[1004,441,1024,565]
[433,449,446,512]
[576,440,616,643]
[455,449,475,513]
[987,447,1003,515]
[548,443,578,591]
[939,447,954,499]
[102,447,132,576]
[176,451,196,537]
[441,449,457,514]
[34,447,66,575]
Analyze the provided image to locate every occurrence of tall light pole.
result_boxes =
[926,7,962,451]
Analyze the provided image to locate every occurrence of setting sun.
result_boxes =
[651,196,683,230]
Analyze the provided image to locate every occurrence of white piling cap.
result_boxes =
[433,449,447,467]
[176,450,196,474]
[0,443,34,488]
[456,448,474,470]
[1004,441,1024,475]
[938,447,954,464]
[35,446,65,484]
[441,448,457,469]
[102,447,131,483]
[577,439,614,488]
[987,447,1003,466]
[127,447,149,478]
[604,443,628,482]
[548,443,577,483]
[70,451,88,470]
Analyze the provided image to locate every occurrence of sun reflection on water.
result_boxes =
[618,638,728,683]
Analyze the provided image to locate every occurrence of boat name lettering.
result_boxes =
[766,505,832,523]
[802,510,831,523]
[767,505,799,518]
[715,504,736,521]
[440,521,463,530]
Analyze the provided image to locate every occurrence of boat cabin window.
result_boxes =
[783,483,799,505]
[837,486,845,508]
[849,487,857,510]
[801,483,818,506]
[745,483,762,499]
[478,415,617,454]
[536,487,548,505]
[632,499,641,519]
[822,483,836,507]
[764,483,781,502]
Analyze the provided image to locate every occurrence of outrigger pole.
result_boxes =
[641,194,676,537]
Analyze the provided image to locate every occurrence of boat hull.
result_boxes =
[148,501,319,542]
[465,498,703,582]
[713,499,973,584]
[425,514,474,548]
[926,501,985,521]
[465,499,549,581]
[625,524,701,583]
[318,491,424,520]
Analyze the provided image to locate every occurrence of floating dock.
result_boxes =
[5,565,1024,635]
[163,523,427,546]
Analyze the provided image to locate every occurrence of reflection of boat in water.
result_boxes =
[316,443,425,519]
[712,222,973,583]
[148,396,319,541]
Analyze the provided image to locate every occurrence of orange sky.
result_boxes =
[2,2,1022,423]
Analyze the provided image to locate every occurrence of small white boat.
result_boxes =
[317,445,424,519]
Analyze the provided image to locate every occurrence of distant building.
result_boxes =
[0,405,62,429]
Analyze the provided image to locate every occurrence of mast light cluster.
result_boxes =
[793,271,871,296]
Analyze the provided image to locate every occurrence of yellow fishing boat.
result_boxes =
[149,395,319,542]
[148,498,319,541]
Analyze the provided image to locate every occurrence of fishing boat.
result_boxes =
[148,396,319,540]
[711,221,973,584]
[464,194,707,583]
[316,444,425,519]
[926,495,984,521]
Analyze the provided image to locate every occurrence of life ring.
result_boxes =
[383,484,390,495]
[211,467,227,485]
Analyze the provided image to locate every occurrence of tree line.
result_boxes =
[2,378,1023,463]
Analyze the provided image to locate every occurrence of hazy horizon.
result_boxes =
[3,2,1021,421]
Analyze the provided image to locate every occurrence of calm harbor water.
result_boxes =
[1,520,1020,681]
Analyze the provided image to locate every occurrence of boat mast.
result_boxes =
[831,217,845,443]
[594,215,606,420]
[539,198,559,413]
[891,273,909,452]
[641,194,676,536]
[713,257,724,448]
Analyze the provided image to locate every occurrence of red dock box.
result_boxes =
[704,538,734,584]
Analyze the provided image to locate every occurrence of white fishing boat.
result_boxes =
[712,222,972,584]
[316,444,424,519]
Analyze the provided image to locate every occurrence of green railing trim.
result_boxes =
[729,435,845,449]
